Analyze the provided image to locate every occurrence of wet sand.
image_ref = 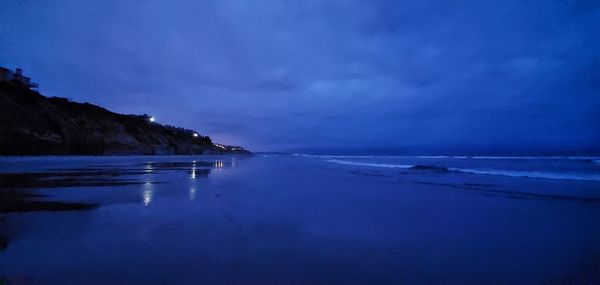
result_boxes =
[0,155,599,284]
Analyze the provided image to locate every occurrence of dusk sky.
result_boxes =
[1,0,599,152]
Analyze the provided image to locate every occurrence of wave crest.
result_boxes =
[326,159,600,182]
[325,159,413,169]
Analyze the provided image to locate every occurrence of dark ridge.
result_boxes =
[463,183,498,187]
[0,188,97,214]
[0,199,97,213]
[0,172,149,189]
[349,170,392,178]
[0,189,97,251]
[0,82,250,155]
[409,165,449,172]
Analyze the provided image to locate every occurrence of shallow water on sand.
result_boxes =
[0,155,599,284]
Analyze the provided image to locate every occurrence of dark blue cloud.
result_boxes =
[1,0,598,151]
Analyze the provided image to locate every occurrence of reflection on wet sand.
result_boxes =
[145,162,155,174]
[191,161,197,179]
[142,182,153,206]
[0,157,245,251]
[189,187,196,202]
[213,160,225,172]
[0,158,244,212]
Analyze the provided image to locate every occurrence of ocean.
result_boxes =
[0,154,599,284]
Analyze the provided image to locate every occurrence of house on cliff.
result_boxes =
[0,67,39,90]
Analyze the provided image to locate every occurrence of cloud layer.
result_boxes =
[1,0,599,151]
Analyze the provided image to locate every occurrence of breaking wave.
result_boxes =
[326,159,600,182]
[325,159,414,169]
[298,154,600,160]
[447,168,600,182]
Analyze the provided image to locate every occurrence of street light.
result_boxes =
[193,133,199,137]
[149,116,155,122]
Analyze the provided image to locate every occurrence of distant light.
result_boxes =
[149,116,155,122]
[193,133,199,137]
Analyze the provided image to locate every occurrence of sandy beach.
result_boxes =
[1,155,599,284]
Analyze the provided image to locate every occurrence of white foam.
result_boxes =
[326,159,414,169]
[322,155,377,158]
[326,159,600,182]
[449,168,600,182]
[469,156,600,160]
[298,154,600,160]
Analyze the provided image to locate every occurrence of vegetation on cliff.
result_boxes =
[0,82,250,155]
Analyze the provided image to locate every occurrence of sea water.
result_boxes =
[0,155,599,284]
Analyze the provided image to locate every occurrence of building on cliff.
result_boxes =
[214,143,244,151]
[0,67,39,90]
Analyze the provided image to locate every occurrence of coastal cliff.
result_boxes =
[0,82,250,155]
